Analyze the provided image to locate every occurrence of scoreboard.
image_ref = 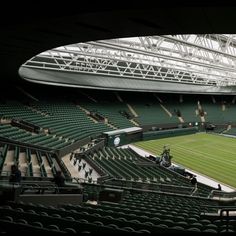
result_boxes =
[103,127,143,147]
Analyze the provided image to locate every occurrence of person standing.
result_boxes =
[9,164,21,184]
[52,170,66,193]
[190,176,197,188]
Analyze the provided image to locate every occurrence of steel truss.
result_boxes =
[23,34,236,86]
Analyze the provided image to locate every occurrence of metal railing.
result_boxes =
[209,190,236,200]
[220,208,236,232]
[104,178,194,195]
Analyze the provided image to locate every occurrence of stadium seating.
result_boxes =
[80,100,134,129]
[199,96,226,123]
[1,92,236,152]
[124,93,176,125]
[0,143,59,179]
[1,89,236,234]
[2,185,233,234]
[87,147,214,197]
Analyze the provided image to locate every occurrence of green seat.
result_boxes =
[176,221,188,228]
[64,228,77,233]
[2,216,13,222]
[202,229,217,233]
[157,224,168,229]
[191,222,203,229]
[205,224,218,230]
[138,229,151,233]
[187,218,198,224]
[123,227,135,232]
[171,226,185,231]
[187,227,201,232]
[32,221,43,228]
[220,229,234,233]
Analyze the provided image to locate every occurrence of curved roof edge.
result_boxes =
[19,67,236,95]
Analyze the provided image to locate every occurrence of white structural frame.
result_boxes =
[22,34,236,86]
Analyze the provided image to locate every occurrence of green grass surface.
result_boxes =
[134,133,236,188]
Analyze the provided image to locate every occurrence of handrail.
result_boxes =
[219,208,236,232]
[81,180,205,199]
[104,178,194,195]
[0,179,82,194]
[202,205,236,209]
[59,159,72,179]
[220,208,236,216]
[83,154,107,176]
[209,190,236,199]
[0,138,54,154]
[0,170,46,177]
